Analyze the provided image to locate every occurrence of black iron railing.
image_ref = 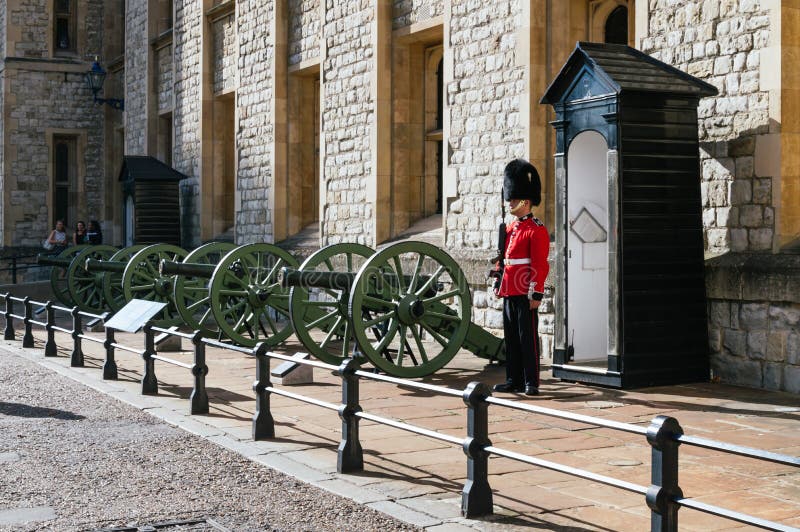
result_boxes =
[1,291,798,532]
[0,252,48,284]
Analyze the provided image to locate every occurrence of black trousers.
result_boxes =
[502,295,540,388]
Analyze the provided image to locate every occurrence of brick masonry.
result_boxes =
[235,0,275,244]
[173,0,202,246]
[320,1,375,246]
[212,14,236,94]
[157,44,174,113]
[125,0,148,155]
[288,0,320,66]
[392,0,444,29]
[641,0,775,255]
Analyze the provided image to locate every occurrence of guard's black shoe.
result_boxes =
[524,385,539,396]
[493,382,522,393]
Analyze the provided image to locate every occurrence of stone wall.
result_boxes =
[320,2,375,245]
[235,1,275,244]
[288,0,320,66]
[641,1,775,255]
[9,0,48,58]
[125,0,148,155]
[446,0,526,251]
[212,14,236,94]
[706,254,800,393]
[173,0,203,246]
[156,43,173,113]
[392,0,444,29]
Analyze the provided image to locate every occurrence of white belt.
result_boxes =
[505,258,531,265]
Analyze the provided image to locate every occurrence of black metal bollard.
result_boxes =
[70,307,83,366]
[337,358,363,473]
[102,315,118,380]
[44,302,57,357]
[4,294,14,340]
[461,381,493,518]
[252,342,275,440]
[141,323,158,394]
[189,331,209,415]
[22,297,34,348]
[646,415,683,532]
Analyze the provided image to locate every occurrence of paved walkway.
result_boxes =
[3,323,799,531]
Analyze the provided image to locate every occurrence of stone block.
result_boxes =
[485,309,503,329]
[749,229,773,250]
[747,331,766,359]
[709,327,722,352]
[730,228,748,251]
[739,205,762,227]
[752,178,771,204]
[729,136,755,156]
[712,354,762,388]
[729,180,752,204]
[783,365,800,394]
[787,334,800,366]
[740,303,768,329]
[769,305,800,328]
[762,362,783,391]
[723,329,747,356]
[709,300,730,327]
[766,331,787,362]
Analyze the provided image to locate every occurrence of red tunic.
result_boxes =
[497,215,550,299]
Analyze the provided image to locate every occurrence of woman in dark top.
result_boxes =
[87,220,103,245]
[72,221,88,245]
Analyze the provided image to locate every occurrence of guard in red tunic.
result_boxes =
[493,159,550,396]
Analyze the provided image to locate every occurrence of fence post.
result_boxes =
[4,294,14,340]
[190,331,209,415]
[252,342,275,440]
[646,415,683,532]
[102,315,117,380]
[70,307,83,366]
[141,323,158,394]
[22,297,34,348]
[44,301,57,357]
[337,358,364,473]
[11,257,17,284]
[461,381,493,518]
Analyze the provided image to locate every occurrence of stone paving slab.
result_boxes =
[3,325,800,531]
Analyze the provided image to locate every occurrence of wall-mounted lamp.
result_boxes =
[85,58,124,111]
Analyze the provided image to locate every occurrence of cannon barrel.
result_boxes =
[84,258,126,273]
[279,268,355,291]
[279,267,440,296]
[37,254,72,268]
[159,259,215,277]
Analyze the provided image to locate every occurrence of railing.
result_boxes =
[1,292,798,532]
[0,252,48,284]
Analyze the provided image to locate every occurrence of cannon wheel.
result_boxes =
[348,241,471,378]
[209,243,298,348]
[49,245,89,306]
[122,244,188,327]
[173,241,237,336]
[288,243,374,365]
[67,245,118,314]
[101,245,147,313]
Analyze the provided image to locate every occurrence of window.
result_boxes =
[54,0,77,54]
[53,136,78,226]
[604,6,628,45]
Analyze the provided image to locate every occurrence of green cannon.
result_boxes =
[159,243,298,347]
[37,244,123,313]
[280,241,505,378]
[84,243,186,326]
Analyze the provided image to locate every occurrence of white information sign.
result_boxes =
[104,299,168,333]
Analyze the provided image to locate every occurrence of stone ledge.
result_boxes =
[705,252,800,303]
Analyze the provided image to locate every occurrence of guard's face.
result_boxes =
[508,199,529,216]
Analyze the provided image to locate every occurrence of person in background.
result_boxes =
[87,220,103,245]
[73,220,88,245]
[46,220,68,254]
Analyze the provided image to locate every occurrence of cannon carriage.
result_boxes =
[39,240,505,377]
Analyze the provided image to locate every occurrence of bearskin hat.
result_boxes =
[503,158,541,205]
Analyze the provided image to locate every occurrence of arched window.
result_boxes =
[604,6,628,45]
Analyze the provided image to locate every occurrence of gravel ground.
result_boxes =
[0,349,419,531]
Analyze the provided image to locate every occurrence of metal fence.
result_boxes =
[0,252,47,284]
[1,292,798,532]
